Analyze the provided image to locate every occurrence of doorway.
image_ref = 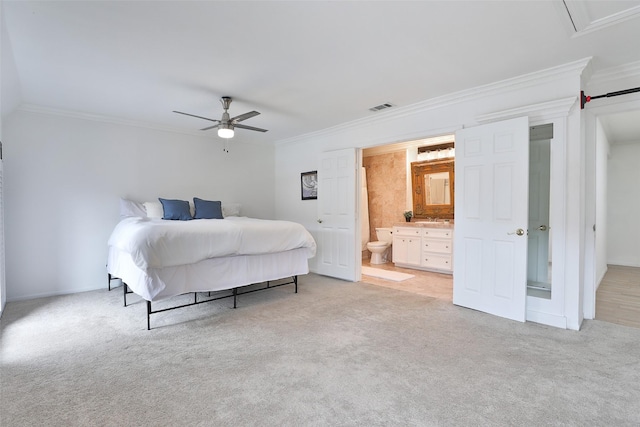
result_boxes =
[359,117,569,327]
[360,136,454,301]
[593,109,640,328]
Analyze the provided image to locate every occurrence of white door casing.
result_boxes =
[316,148,358,281]
[453,116,529,322]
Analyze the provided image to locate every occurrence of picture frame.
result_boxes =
[301,170,318,200]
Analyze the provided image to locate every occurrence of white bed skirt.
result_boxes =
[107,247,310,301]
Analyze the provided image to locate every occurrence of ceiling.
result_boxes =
[3,1,640,145]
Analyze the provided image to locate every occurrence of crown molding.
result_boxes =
[586,60,640,89]
[570,5,640,37]
[476,96,578,124]
[15,103,272,148]
[17,104,206,137]
[276,58,591,147]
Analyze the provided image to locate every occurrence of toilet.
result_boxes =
[366,227,393,264]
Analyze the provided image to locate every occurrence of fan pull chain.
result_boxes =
[223,140,229,153]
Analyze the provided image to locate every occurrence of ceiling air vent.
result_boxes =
[369,102,395,112]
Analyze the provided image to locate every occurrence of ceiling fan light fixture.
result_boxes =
[218,124,234,139]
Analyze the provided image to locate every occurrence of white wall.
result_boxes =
[607,140,640,267]
[594,119,609,286]
[1,3,22,118]
[275,60,587,329]
[4,110,275,300]
[1,2,24,314]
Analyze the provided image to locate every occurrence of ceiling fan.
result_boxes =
[173,97,268,138]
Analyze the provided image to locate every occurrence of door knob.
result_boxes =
[538,225,548,231]
[317,219,323,223]
[507,228,525,236]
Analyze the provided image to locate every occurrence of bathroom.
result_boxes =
[361,136,455,289]
[361,126,556,305]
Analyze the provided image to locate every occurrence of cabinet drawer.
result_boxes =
[423,239,452,254]
[422,254,453,271]
[393,226,422,236]
[422,228,453,238]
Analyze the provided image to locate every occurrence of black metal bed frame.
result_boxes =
[108,273,298,330]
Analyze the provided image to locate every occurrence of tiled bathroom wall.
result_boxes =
[363,150,407,244]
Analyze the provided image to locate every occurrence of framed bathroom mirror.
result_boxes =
[411,159,454,219]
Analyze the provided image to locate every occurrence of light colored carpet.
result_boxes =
[2,273,640,426]
[362,266,415,282]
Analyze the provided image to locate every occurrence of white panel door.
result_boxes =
[316,148,357,281]
[453,117,529,322]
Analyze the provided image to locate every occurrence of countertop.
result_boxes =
[394,221,453,229]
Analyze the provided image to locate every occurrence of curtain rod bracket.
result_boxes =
[581,87,640,109]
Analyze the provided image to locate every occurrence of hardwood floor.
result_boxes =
[361,258,453,302]
[596,265,640,329]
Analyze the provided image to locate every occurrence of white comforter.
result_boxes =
[108,216,316,271]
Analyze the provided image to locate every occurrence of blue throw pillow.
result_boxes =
[193,197,223,219]
[159,198,192,221]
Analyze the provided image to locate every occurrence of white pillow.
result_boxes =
[222,203,241,217]
[144,201,164,219]
[120,198,146,219]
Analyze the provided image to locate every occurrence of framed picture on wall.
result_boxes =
[301,171,318,200]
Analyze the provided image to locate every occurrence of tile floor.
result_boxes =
[361,258,453,302]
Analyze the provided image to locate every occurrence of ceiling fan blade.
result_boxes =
[173,110,220,123]
[235,123,268,133]
[231,111,260,123]
[200,124,220,131]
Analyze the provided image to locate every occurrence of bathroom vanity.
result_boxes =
[392,222,453,274]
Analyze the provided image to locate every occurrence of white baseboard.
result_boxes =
[595,265,608,292]
[606,260,640,268]
[526,309,568,329]
[6,285,104,303]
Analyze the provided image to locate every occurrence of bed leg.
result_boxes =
[108,273,112,291]
[147,301,152,330]
[294,276,298,293]
[233,288,237,309]
[123,282,128,307]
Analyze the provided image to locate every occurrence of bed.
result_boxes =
[107,198,316,329]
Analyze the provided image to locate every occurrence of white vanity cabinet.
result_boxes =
[392,225,453,274]
[392,227,422,266]
[421,228,453,273]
